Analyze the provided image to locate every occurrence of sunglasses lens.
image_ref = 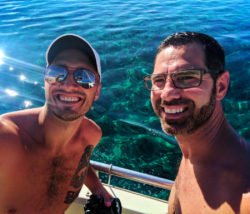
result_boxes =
[74,69,96,89]
[44,66,97,89]
[44,66,67,83]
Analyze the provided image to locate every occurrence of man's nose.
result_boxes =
[160,78,181,101]
[63,73,78,87]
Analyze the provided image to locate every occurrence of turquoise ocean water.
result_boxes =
[0,0,250,199]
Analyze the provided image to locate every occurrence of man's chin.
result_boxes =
[160,119,188,136]
[54,111,84,122]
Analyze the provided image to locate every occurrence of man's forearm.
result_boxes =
[85,166,110,196]
[84,166,122,211]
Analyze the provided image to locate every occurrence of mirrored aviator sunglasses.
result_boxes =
[44,65,96,89]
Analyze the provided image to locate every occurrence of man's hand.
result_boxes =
[84,166,116,208]
[84,194,122,214]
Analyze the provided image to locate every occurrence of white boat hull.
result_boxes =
[65,184,168,214]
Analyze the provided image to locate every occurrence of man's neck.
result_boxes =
[38,106,84,153]
[175,102,238,163]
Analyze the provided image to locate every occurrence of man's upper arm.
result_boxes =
[0,117,19,151]
[84,118,102,146]
[168,182,177,214]
[241,192,250,214]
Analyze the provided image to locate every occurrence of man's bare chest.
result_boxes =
[172,169,247,214]
[0,144,94,213]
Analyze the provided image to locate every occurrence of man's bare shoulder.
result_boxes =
[168,182,178,214]
[0,108,42,145]
[238,145,250,214]
[80,116,102,144]
[0,117,22,159]
[82,116,102,133]
[240,138,250,179]
[0,116,19,138]
[1,107,42,123]
[241,191,250,214]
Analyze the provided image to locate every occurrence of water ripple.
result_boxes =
[0,0,249,183]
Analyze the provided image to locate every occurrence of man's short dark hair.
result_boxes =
[156,32,225,79]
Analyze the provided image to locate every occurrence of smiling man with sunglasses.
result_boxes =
[0,34,120,213]
[144,32,250,214]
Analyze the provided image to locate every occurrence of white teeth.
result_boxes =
[164,108,184,114]
[59,96,80,102]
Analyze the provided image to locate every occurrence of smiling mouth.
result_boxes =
[164,107,185,114]
[57,95,81,103]
[163,106,189,114]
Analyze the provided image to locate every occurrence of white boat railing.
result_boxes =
[90,160,174,190]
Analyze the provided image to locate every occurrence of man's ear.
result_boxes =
[94,84,101,101]
[216,71,230,101]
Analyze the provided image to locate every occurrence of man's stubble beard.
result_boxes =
[46,101,90,122]
[158,85,216,136]
[54,107,85,121]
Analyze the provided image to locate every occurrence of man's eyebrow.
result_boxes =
[153,72,166,76]
[174,66,206,71]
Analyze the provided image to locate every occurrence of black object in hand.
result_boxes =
[84,194,122,214]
